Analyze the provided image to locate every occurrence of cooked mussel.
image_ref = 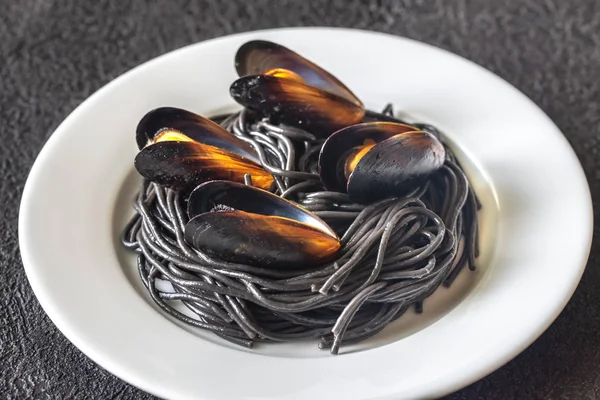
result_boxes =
[235,40,362,107]
[135,107,259,163]
[134,108,273,190]
[230,40,365,135]
[185,180,341,267]
[318,122,446,203]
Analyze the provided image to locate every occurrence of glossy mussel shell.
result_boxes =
[134,141,274,190]
[185,181,341,268]
[319,122,446,203]
[134,107,273,190]
[135,107,259,163]
[235,40,362,107]
[230,75,364,136]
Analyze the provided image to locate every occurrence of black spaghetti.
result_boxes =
[122,104,479,354]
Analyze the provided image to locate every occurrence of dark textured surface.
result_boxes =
[2,0,599,398]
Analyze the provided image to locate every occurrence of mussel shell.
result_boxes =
[230,75,364,136]
[134,141,274,190]
[347,130,445,203]
[235,40,362,106]
[135,107,259,163]
[185,181,340,267]
[318,122,419,192]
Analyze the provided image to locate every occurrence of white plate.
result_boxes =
[19,28,592,399]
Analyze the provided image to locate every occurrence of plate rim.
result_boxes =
[19,27,593,399]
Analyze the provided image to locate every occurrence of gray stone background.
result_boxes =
[2,0,599,398]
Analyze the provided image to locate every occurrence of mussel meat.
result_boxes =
[185,180,341,267]
[230,40,365,135]
[318,122,445,203]
[134,108,274,190]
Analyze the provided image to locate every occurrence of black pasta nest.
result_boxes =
[122,107,479,354]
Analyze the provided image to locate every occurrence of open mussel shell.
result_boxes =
[235,40,362,107]
[135,107,259,164]
[319,122,419,192]
[230,75,364,136]
[134,141,274,191]
[185,181,341,268]
[318,122,445,203]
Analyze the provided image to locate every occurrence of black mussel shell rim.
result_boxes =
[235,39,362,107]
